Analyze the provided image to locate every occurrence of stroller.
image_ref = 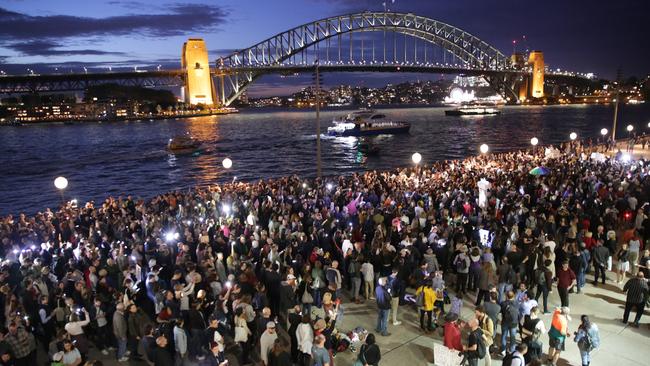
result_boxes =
[334,326,368,353]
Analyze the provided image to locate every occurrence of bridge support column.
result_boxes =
[182,38,215,106]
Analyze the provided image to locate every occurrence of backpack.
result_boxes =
[456,256,468,271]
[416,289,425,307]
[503,301,519,327]
[501,352,515,366]
[535,269,546,286]
[474,329,486,359]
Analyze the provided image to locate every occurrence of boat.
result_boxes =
[327,110,410,137]
[445,105,501,116]
[167,135,203,154]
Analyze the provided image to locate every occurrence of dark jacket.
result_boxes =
[375,285,392,310]
[279,282,296,310]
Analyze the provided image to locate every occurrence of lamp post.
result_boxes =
[569,132,577,141]
[601,128,608,136]
[54,176,68,204]
[411,152,422,165]
[222,158,232,169]
[479,144,489,154]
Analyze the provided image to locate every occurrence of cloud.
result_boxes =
[8,40,126,57]
[0,4,229,41]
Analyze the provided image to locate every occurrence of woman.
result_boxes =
[616,243,630,284]
[296,314,314,366]
[268,338,292,366]
[61,340,82,366]
[234,307,252,365]
[354,333,381,366]
[475,261,497,306]
[64,308,90,361]
[574,315,600,366]
[415,281,436,332]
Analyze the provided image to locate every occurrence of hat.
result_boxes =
[266,321,276,329]
[53,352,64,361]
[314,319,327,330]
[322,292,332,305]
[287,274,296,281]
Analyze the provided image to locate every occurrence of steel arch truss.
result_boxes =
[218,11,511,105]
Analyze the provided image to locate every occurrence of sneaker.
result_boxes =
[393,321,402,326]
[124,351,131,356]
[101,350,109,355]
[499,350,506,357]
[118,357,129,362]
[381,332,392,337]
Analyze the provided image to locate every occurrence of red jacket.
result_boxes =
[444,322,463,352]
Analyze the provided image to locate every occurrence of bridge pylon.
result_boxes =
[181,39,216,107]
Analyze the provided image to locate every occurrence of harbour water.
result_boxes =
[1,104,649,215]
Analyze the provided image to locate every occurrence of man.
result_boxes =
[4,321,36,366]
[151,335,173,366]
[326,261,342,299]
[505,343,527,366]
[483,292,501,343]
[260,321,278,366]
[622,272,649,327]
[475,306,493,366]
[548,307,570,366]
[462,318,483,366]
[173,319,187,366]
[454,245,471,296]
[499,291,519,356]
[127,304,150,360]
[311,334,331,366]
[520,306,545,362]
[375,277,392,336]
[556,260,576,307]
[140,324,156,365]
[388,268,403,326]
[113,303,129,362]
[592,239,609,285]
[279,274,297,329]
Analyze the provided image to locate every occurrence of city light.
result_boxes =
[627,125,634,132]
[600,128,608,136]
[326,183,333,191]
[621,153,631,163]
[165,232,178,242]
[54,176,68,190]
[530,137,539,146]
[411,152,422,164]
[222,158,233,169]
[480,144,489,154]
[569,132,577,140]
[222,204,231,215]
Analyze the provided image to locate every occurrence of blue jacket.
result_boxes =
[375,285,392,310]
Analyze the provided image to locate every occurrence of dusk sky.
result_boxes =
[1,0,649,96]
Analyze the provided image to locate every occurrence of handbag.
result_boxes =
[302,290,314,304]
[234,324,248,343]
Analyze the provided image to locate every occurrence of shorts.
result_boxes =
[618,261,630,272]
[548,336,565,351]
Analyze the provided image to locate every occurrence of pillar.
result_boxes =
[182,39,215,106]
[528,51,544,99]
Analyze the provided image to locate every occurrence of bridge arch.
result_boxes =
[217,12,511,105]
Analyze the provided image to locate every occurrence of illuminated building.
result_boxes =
[181,39,215,106]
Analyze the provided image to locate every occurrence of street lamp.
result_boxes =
[222,158,232,169]
[647,122,650,128]
[569,132,577,141]
[600,128,608,136]
[627,124,634,132]
[411,152,422,165]
[479,144,489,154]
[54,176,68,203]
[530,137,539,146]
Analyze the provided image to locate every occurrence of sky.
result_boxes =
[1,0,649,97]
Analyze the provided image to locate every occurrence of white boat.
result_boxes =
[327,110,410,137]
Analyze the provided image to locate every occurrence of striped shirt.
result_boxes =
[623,278,649,304]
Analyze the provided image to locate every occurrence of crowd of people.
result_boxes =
[0,138,649,366]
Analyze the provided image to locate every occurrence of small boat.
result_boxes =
[167,135,202,154]
[328,110,410,137]
[445,105,501,116]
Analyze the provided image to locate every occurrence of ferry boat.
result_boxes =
[327,110,410,137]
[445,105,501,116]
[167,135,203,154]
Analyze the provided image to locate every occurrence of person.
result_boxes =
[260,321,278,366]
[547,307,571,366]
[205,341,228,366]
[310,334,330,366]
[462,318,483,366]
[499,290,518,356]
[622,272,649,327]
[443,313,463,352]
[354,333,381,366]
[173,319,187,366]
[388,269,403,326]
[296,314,313,366]
[151,335,174,366]
[616,243,630,284]
[534,260,553,314]
[61,340,81,366]
[454,245,471,296]
[521,306,545,363]
[483,292,500,344]
[360,257,375,300]
[112,303,128,362]
[504,343,527,366]
[64,308,90,361]
[268,338,291,366]
[592,240,609,285]
[556,261,576,307]
[415,280,436,332]
[474,306,493,366]
[126,304,149,361]
[234,307,252,365]
[574,315,600,366]
[476,262,496,306]
[5,321,36,366]
[375,277,392,336]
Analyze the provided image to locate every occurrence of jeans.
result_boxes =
[535,284,549,313]
[593,263,606,284]
[391,297,400,323]
[456,273,468,294]
[117,338,127,359]
[580,350,591,366]
[501,325,518,353]
[376,309,390,335]
[558,287,570,307]
[623,301,646,324]
[497,282,513,303]
[577,270,585,291]
[351,277,362,300]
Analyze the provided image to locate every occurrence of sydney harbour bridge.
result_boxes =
[0,12,588,105]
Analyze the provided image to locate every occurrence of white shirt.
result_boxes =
[360,262,374,282]
[342,240,353,257]
[260,330,278,365]
[64,317,90,336]
[296,323,314,354]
